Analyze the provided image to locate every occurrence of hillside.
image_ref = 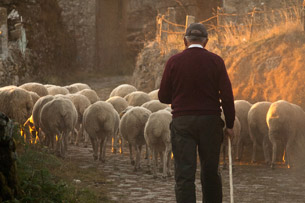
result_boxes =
[225,25,305,108]
[133,20,305,108]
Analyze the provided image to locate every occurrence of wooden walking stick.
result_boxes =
[228,137,234,203]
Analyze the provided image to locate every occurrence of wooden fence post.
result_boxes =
[303,0,305,31]
[167,7,176,32]
[249,7,256,40]
[185,15,195,31]
[156,14,162,43]
[161,14,168,43]
[0,7,8,60]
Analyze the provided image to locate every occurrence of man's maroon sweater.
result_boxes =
[158,47,235,128]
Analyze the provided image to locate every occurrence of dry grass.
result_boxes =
[160,5,305,107]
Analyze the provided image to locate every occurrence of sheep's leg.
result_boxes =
[152,148,158,177]
[90,136,98,160]
[99,136,107,163]
[138,145,143,169]
[159,151,163,171]
[236,139,241,161]
[263,135,271,165]
[119,136,123,154]
[163,146,171,178]
[285,139,294,168]
[129,143,135,165]
[75,124,83,146]
[145,144,148,159]
[84,130,89,148]
[134,145,142,171]
[64,132,68,157]
[112,132,119,154]
[270,135,277,169]
[251,138,257,163]
[236,137,244,161]
[60,133,68,158]
[166,146,172,177]
[146,145,151,172]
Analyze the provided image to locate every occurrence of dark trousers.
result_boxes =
[171,115,224,203]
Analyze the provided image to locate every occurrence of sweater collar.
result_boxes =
[188,44,203,49]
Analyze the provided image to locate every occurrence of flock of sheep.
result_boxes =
[225,100,305,169]
[1,82,304,180]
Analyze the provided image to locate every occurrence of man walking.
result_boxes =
[158,23,235,203]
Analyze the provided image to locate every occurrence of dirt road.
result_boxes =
[66,75,305,203]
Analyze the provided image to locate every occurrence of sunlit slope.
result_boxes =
[225,28,305,108]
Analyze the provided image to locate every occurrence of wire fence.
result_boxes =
[156,4,304,53]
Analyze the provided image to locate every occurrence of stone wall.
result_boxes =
[57,0,96,71]
[0,0,76,86]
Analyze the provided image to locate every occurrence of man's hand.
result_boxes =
[225,128,234,139]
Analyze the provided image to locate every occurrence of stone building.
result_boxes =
[57,0,222,74]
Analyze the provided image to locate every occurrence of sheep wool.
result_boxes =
[248,101,272,163]
[0,86,34,124]
[141,100,168,113]
[78,89,100,104]
[19,82,48,97]
[119,106,151,171]
[106,96,129,114]
[144,109,172,178]
[40,97,78,157]
[148,89,159,100]
[83,101,119,162]
[124,91,151,107]
[47,86,69,96]
[110,84,137,98]
[234,100,252,161]
[267,100,305,168]
[69,83,91,91]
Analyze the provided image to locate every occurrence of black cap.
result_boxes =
[185,23,208,38]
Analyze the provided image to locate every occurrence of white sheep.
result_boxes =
[124,91,151,107]
[47,86,69,95]
[119,106,151,171]
[28,91,40,105]
[248,101,272,164]
[0,86,33,124]
[234,100,252,161]
[32,95,55,143]
[78,89,100,104]
[148,89,159,100]
[141,100,168,113]
[106,96,128,114]
[144,109,172,178]
[83,101,119,162]
[19,82,48,97]
[266,100,305,168]
[65,93,91,146]
[69,83,91,91]
[110,84,137,98]
[40,97,78,157]
[64,85,79,94]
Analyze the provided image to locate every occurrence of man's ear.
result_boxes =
[203,38,209,47]
[184,37,188,47]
